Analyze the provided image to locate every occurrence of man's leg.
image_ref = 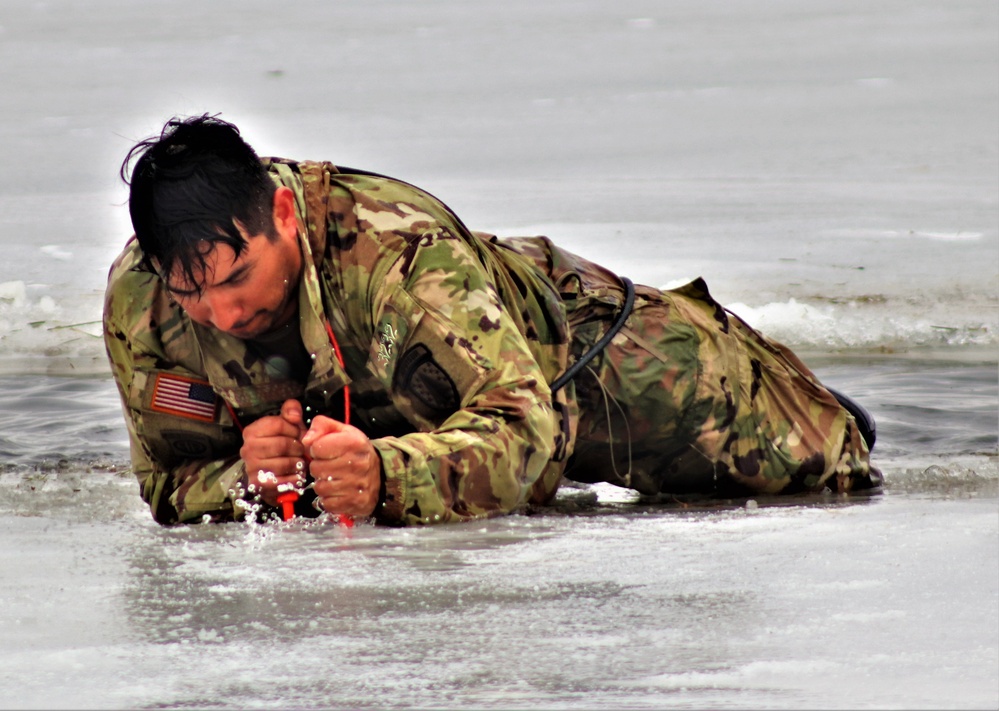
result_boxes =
[690,302,882,496]
[563,278,881,497]
[563,285,716,495]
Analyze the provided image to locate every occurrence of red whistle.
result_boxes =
[279,491,353,527]
[277,491,298,521]
[277,492,353,527]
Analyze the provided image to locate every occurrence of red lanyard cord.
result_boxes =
[322,320,355,527]
[323,320,350,426]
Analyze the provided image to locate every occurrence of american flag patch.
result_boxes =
[150,374,218,423]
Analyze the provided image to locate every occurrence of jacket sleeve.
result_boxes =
[103,258,251,525]
[360,233,560,526]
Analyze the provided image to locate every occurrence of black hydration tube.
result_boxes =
[551,277,635,393]
[825,386,877,451]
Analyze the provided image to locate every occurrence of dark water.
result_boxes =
[0,374,127,471]
[2,355,994,490]
[812,356,999,459]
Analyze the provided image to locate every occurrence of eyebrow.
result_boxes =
[220,263,251,285]
[166,259,253,297]
[167,284,199,297]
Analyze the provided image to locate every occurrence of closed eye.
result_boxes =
[220,264,251,287]
[168,285,199,299]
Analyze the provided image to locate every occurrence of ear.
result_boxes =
[272,186,299,242]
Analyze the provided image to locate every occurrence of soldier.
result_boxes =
[104,114,881,526]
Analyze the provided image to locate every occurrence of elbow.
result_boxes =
[507,399,559,503]
[146,485,181,526]
[135,465,182,526]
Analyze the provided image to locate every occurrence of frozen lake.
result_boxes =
[1,490,996,710]
[0,0,996,708]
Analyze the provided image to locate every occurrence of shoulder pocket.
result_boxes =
[129,369,240,465]
[378,291,490,427]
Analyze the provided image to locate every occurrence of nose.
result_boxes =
[186,291,245,333]
[207,292,247,333]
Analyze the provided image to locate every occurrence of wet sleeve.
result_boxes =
[103,273,251,525]
[364,237,558,526]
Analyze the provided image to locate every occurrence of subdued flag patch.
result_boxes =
[151,374,218,422]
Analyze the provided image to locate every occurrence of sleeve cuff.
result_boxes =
[370,440,409,524]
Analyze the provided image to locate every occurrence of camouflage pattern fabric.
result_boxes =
[505,237,881,497]
[105,160,575,525]
[104,159,880,526]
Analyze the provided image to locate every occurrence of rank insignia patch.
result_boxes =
[151,374,219,422]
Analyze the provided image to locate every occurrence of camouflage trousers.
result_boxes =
[562,278,882,497]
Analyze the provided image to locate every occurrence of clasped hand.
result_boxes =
[239,399,380,518]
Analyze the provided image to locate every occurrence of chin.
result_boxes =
[225,327,260,340]
[226,312,272,339]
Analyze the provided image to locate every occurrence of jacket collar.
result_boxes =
[193,159,351,416]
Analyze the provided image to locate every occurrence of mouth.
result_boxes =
[226,310,270,338]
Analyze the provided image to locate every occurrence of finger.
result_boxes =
[308,433,364,463]
[305,421,368,461]
[249,468,304,505]
[311,467,356,495]
[242,436,306,461]
[312,476,342,497]
[301,416,346,448]
[315,483,378,518]
[240,442,305,475]
[311,455,377,494]
[308,461,346,489]
[254,468,305,486]
[242,457,306,482]
[244,414,302,440]
[280,399,305,429]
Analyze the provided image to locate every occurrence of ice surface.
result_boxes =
[0,494,995,709]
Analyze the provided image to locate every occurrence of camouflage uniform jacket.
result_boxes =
[104,159,580,526]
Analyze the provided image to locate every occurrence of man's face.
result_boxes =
[164,195,304,340]
[164,186,304,340]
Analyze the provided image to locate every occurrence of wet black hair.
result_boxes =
[120,114,278,293]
